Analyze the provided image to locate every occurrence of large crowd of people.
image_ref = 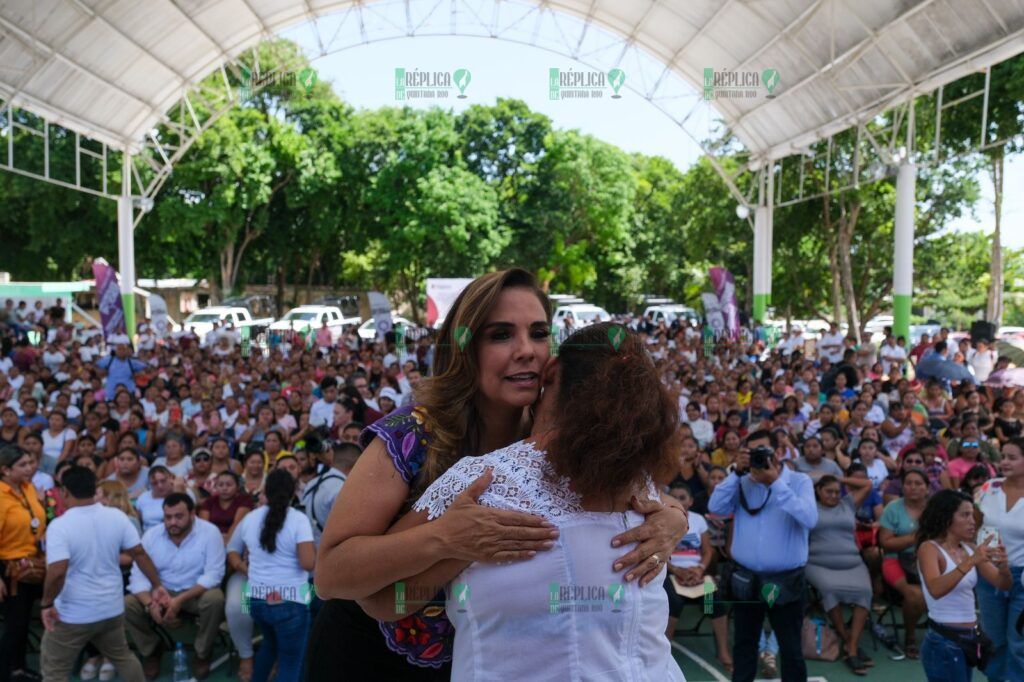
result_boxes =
[0,279,1022,682]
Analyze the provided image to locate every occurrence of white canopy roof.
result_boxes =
[1,0,1022,159]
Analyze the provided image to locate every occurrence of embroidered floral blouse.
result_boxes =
[360,404,454,668]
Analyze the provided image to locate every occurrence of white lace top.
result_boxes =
[414,440,685,682]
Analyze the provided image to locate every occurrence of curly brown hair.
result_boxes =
[545,322,679,505]
[412,269,551,499]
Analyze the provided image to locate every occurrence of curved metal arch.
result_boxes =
[132,0,748,218]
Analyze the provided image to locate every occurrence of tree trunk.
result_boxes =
[208,268,221,305]
[275,264,286,318]
[406,270,422,325]
[219,242,235,295]
[305,253,319,303]
[829,240,843,326]
[986,149,1004,324]
[836,195,863,344]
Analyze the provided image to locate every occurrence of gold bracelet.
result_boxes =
[956,563,968,576]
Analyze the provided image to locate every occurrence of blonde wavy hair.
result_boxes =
[98,479,138,519]
[412,268,551,498]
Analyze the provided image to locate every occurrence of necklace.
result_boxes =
[941,539,967,564]
[5,479,40,534]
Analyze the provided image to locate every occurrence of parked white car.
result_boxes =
[182,306,274,339]
[270,306,360,342]
[552,304,611,330]
[358,316,415,341]
[642,304,699,327]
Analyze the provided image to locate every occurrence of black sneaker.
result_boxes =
[12,669,43,682]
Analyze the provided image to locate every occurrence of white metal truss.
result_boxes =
[0,0,1022,216]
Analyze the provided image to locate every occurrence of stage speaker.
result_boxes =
[970,320,997,344]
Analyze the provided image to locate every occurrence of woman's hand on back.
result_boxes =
[610,495,688,588]
[436,469,560,564]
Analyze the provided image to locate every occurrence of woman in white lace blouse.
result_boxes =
[359,323,687,681]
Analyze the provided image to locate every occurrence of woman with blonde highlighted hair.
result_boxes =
[311,269,688,680]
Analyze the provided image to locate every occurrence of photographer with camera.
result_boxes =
[708,429,817,682]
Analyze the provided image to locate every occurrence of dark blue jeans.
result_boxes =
[249,599,310,682]
[921,628,972,682]
[975,567,1024,682]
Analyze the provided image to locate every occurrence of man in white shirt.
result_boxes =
[309,377,338,429]
[780,328,804,357]
[302,442,361,547]
[124,493,225,679]
[202,323,221,349]
[39,467,168,682]
[879,335,907,376]
[818,323,846,364]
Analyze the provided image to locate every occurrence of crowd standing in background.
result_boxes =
[0,288,1022,681]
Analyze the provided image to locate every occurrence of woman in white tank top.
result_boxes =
[917,490,1012,681]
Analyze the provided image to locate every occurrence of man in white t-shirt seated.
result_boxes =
[39,466,168,681]
[125,493,225,680]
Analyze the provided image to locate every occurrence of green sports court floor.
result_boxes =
[14,613,935,681]
[669,626,931,682]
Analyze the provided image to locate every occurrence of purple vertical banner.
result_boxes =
[709,267,740,340]
[92,258,126,341]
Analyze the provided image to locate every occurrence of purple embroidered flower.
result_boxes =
[403,431,418,457]
[379,610,454,669]
[361,404,432,485]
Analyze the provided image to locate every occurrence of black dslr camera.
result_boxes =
[749,445,775,470]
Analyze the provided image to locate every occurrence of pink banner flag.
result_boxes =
[92,258,126,341]
[709,267,740,340]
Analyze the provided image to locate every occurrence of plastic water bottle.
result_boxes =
[172,642,189,681]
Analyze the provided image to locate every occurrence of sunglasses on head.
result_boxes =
[192,453,211,462]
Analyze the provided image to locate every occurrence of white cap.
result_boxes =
[379,387,401,403]
[109,333,131,346]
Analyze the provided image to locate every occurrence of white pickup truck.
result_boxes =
[642,304,699,327]
[270,305,361,342]
[182,306,275,338]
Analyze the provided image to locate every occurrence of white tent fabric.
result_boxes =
[1,0,1022,157]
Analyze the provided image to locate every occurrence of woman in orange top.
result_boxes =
[0,445,48,682]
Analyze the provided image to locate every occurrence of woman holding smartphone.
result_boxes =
[917,489,1012,681]
[972,438,1024,681]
